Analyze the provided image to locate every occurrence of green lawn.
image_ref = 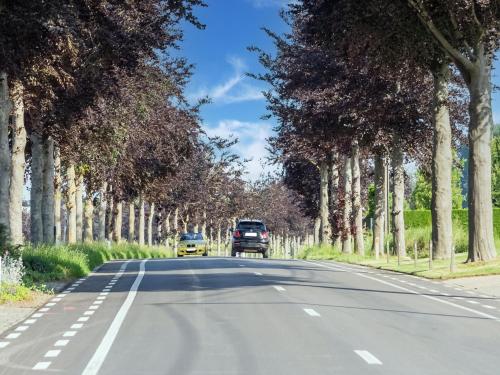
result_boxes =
[298,245,500,280]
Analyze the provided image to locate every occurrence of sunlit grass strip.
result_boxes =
[22,242,174,285]
[299,245,500,280]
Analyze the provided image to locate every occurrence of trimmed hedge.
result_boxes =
[404,209,500,238]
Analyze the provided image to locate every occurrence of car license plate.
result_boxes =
[245,232,257,237]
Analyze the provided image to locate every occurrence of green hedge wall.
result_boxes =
[404,209,500,238]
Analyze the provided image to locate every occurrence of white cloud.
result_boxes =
[204,120,276,181]
[188,57,265,105]
[249,0,291,8]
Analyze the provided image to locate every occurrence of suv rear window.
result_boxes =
[237,221,266,231]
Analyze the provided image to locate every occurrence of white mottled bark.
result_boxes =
[41,137,54,244]
[106,192,113,241]
[97,182,107,241]
[0,72,11,232]
[30,133,44,244]
[330,153,341,248]
[467,59,496,261]
[66,164,77,244]
[148,202,155,246]
[351,142,364,256]
[342,156,352,254]
[319,161,331,245]
[8,82,26,245]
[128,201,135,242]
[431,63,453,260]
[217,223,221,256]
[138,194,145,246]
[84,193,94,242]
[113,201,122,242]
[372,154,385,258]
[392,136,406,257]
[313,216,321,245]
[75,174,83,242]
[54,147,62,244]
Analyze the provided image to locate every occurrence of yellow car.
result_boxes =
[177,233,208,257]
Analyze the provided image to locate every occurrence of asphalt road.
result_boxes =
[1,257,500,374]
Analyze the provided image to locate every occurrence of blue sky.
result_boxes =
[179,0,500,181]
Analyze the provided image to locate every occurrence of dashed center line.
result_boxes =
[33,362,51,370]
[55,340,69,347]
[45,350,61,358]
[303,308,321,317]
[273,286,286,292]
[355,350,383,365]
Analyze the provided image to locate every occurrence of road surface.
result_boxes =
[1,257,500,374]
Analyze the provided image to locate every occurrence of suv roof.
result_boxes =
[238,219,264,223]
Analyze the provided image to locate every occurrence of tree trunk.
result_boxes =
[217,223,221,256]
[84,193,94,242]
[392,136,406,257]
[351,141,364,255]
[0,72,11,232]
[173,207,179,235]
[138,194,145,246]
[54,147,62,244]
[313,216,321,245]
[113,201,122,242]
[157,211,162,245]
[431,63,453,259]
[319,161,331,245]
[467,59,496,261]
[201,210,207,237]
[147,203,155,246]
[106,193,113,241]
[342,156,352,254]
[97,182,107,241]
[66,164,77,244]
[41,137,54,244]
[30,133,44,244]
[372,154,385,259]
[8,82,26,245]
[75,173,83,242]
[330,153,341,248]
[128,201,135,242]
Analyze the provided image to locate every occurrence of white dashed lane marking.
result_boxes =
[0,342,9,349]
[355,350,383,365]
[273,286,286,292]
[33,362,51,370]
[303,308,321,317]
[254,272,263,276]
[45,350,61,358]
[55,340,69,347]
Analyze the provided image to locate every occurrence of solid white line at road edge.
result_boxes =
[305,261,500,322]
[354,350,382,365]
[82,260,147,375]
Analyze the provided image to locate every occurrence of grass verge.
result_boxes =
[22,242,174,285]
[0,283,34,304]
[298,245,500,280]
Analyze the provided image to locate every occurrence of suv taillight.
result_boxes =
[261,231,269,239]
[233,230,241,238]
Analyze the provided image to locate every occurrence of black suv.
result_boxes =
[231,220,269,258]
